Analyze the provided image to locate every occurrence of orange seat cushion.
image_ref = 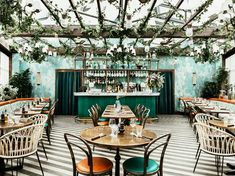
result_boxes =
[76,157,113,174]
[98,121,109,126]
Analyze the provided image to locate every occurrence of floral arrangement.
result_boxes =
[106,44,136,63]
[147,72,165,90]
[0,84,18,101]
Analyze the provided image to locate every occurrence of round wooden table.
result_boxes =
[0,119,33,136]
[80,126,157,176]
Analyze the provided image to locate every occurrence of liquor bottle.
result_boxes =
[1,111,5,122]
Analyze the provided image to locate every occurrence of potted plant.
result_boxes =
[9,69,33,98]
[146,72,165,92]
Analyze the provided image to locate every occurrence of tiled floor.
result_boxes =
[4,115,235,176]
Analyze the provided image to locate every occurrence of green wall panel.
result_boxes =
[77,96,157,118]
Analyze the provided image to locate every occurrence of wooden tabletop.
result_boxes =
[80,126,157,148]
[14,110,41,116]
[0,119,33,130]
[102,105,136,119]
[208,120,235,131]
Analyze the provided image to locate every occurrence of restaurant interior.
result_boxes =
[0,0,235,175]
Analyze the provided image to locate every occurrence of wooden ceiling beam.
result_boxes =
[12,27,226,38]
[40,0,64,29]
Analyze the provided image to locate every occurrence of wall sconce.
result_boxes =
[192,72,197,86]
[36,72,41,85]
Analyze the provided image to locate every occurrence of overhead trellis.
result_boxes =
[0,0,234,63]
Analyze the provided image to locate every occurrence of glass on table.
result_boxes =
[136,125,143,137]
[130,118,136,135]
[109,119,118,137]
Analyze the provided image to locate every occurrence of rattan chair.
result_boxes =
[195,113,219,125]
[29,114,48,159]
[123,133,171,176]
[0,124,45,175]
[64,133,113,176]
[193,123,235,176]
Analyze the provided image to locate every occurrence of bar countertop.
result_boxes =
[74,92,160,97]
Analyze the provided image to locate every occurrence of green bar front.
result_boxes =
[76,96,157,118]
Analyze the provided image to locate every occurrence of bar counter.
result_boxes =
[74,92,160,118]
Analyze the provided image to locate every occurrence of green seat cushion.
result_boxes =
[136,121,141,125]
[99,117,109,122]
[123,157,159,174]
[44,122,48,127]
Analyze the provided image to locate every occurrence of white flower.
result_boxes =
[117,47,122,52]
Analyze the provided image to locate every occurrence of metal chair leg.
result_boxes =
[36,151,44,176]
[193,149,201,173]
[221,156,224,176]
[195,144,200,159]
[40,140,48,160]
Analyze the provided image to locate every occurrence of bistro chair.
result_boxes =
[135,104,145,120]
[95,104,109,123]
[89,106,108,127]
[188,104,198,126]
[42,99,58,125]
[123,133,171,176]
[64,133,113,176]
[29,114,48,160]
[0,124,45,176]
[193,123,235,176]
[137,108,150,129]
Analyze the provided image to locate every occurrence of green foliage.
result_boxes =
[201,81,219,98]
[201,68,230,98]
[0,0,21,28]
[9,69,33,98]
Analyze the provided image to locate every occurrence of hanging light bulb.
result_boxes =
[117,47,122,52]
[35,42,40,48]
[125,14,132,29]
[18,48,23,54]
[212,43,219,53]
[185,27,193,37]
[144,45,150,53]
[190,51,194,56]
[188,39,194,48]
[48,50,53,56]
[53,51,57,57]
[90,52,94,60]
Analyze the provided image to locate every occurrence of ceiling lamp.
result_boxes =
[185,27,193,37]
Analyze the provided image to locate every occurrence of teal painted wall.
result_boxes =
[12,54,221,111]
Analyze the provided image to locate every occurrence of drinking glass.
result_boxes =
[130,118,136,135]
[109,119,117,136]
[136,125,143,137]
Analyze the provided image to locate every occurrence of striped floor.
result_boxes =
[4,115,235,176]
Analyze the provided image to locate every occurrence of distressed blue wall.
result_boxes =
[12,54,221,111]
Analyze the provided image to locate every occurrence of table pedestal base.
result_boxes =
[115,148,121,176]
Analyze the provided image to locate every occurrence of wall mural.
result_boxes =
[12,54,221,111]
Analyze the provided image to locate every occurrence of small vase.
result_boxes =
[152,87,157,93]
